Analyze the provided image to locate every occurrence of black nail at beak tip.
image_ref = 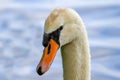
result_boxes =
[37,66,44,76]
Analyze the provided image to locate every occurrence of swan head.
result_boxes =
[36,8,82,75]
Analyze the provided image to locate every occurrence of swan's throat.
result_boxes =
[61,37,90,80]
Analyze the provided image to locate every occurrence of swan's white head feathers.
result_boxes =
[44,8,85,46]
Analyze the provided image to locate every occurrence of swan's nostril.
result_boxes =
[48,44,51,54]
[37,66,44,75]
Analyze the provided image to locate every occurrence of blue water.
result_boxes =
[0,0,120,80]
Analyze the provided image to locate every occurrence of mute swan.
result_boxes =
[36,8,91,80]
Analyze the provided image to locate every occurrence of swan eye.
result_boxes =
[42,25,63,47]
[50,25,63,45]
[59,25,63,31]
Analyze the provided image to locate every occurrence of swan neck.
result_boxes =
[61,35,90,80]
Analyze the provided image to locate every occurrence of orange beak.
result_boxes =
[36,39,59,75]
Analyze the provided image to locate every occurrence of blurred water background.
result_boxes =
[0,0,120,80]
